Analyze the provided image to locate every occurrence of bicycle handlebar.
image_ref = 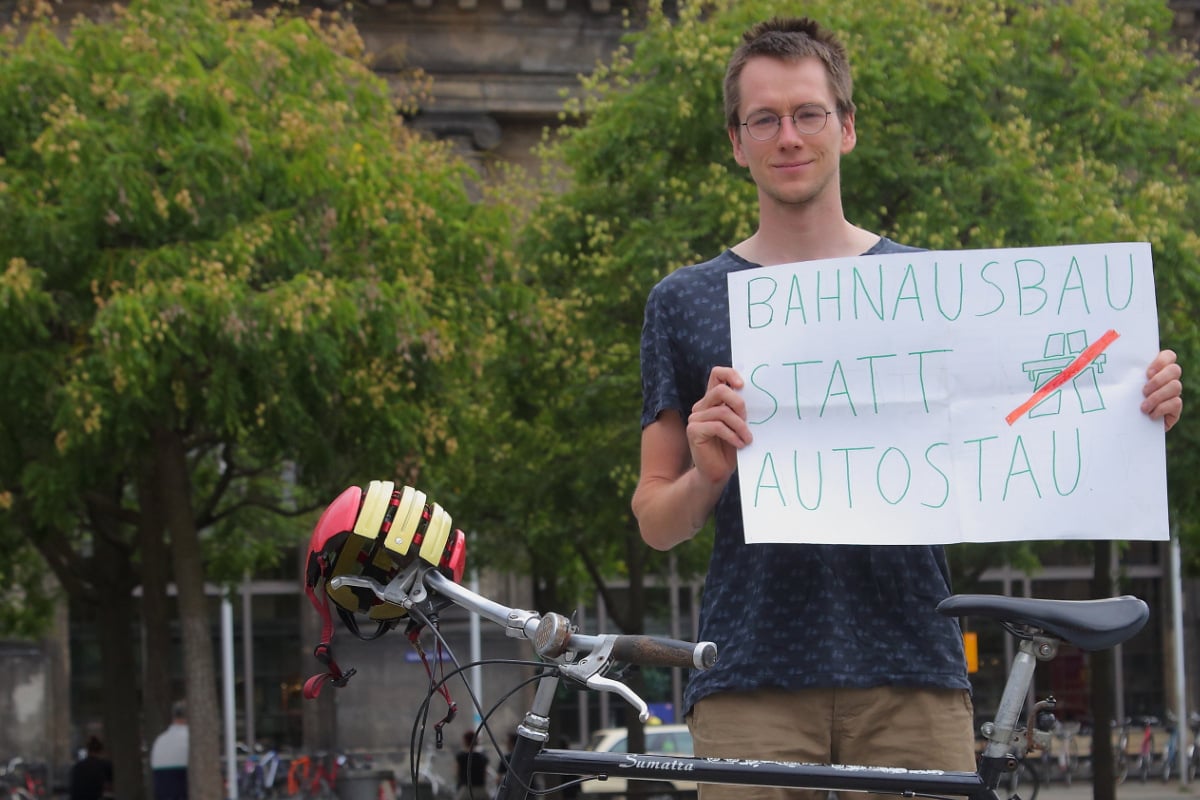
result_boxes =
[331,565,716,668]
[330,565,716,721]
[612,635,718,670]
[420,568,717,671]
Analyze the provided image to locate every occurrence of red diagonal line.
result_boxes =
[1005,329,1120,426]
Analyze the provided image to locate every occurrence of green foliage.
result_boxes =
[0,526,58,636]
[502,0,1200,593]
[0,0,522,629]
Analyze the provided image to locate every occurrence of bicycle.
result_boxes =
[1040,719,1081,785]
[1161,712,1180,783]
[286,752,340,800]
[0,760,47,800]
[327,557,1150,800]
[1133,715,1158,783]
[1112,717,1131,785]
[240,746,284,800]
[1187,711,1200,781]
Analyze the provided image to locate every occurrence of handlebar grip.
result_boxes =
[610,636,718,670]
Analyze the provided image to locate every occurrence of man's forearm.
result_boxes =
[633,466,726,550]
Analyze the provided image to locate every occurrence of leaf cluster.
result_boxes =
[0,0,525,625]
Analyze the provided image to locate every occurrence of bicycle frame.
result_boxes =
[502,666,996,800]
[331,564,1149,800]
[496,634,1063,800]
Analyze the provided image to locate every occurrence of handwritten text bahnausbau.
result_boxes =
[739,252,1136,328]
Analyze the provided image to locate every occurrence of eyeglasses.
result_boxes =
[741,104,833,141]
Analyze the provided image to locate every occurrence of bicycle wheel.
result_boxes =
[1114,750,1129,785]
[1065,743,1084,786]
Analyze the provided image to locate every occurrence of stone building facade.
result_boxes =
[346,0,638,173]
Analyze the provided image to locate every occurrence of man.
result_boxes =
[150,701,189,800]
[69,736,112,800]
[631,16,1184,800]
[455,731,489,800]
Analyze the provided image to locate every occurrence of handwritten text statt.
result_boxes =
[727,242,1168,545]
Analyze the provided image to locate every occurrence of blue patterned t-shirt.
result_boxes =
[639,240,971,715]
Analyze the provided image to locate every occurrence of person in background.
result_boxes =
[455,731,489,800]
[631,15,1185,800]
[150,701,189,800]
[496,733,517,785]
[69,736,112,800]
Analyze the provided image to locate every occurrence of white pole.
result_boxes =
[1172,532,1188,784]
[222,594,239,799]
[242,573,255,751]
[469,570,483,722]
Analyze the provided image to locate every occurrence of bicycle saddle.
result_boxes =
[936,594,1148,650]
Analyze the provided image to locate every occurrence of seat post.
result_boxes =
[981,635,1058,761]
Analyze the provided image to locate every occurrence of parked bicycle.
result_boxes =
[286,752,340,800]
[312,534,1149,800]
[0,759,47,800]
[1161,712,1180,783]
[1112,717,1132,784]
[240,745,285,800]
[1041,719,1082,785]
[1133,715,1159,783]
[1187,711,1200,781]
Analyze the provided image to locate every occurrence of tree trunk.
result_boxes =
[26,513,146,800]
[1090,541,1115,800]
[154,427,223,800]
[90,509,146,800]
[139,462,174,740]
[94,580,147,800]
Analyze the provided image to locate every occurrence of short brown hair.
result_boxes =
[723,17,856,132]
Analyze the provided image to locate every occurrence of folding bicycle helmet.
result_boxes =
[302,480,467,698]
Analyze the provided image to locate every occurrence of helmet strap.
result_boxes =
[406,622,457,747]
[302,582,357,698]
[336,607,398,641]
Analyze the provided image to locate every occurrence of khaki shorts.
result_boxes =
[688,686,976,800]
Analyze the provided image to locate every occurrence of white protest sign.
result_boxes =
[728,242,1168,545]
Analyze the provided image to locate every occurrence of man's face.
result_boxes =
[728,55,856,209]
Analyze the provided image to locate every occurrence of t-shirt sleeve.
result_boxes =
[640,281,682,429]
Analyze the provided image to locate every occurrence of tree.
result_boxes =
[0,1,521,798]
[508,0,1200,768]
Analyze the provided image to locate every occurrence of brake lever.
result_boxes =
[557,634,650,722]
[330,574,385,596]
[331,562,421,609]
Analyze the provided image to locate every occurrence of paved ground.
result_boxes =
[1037,779,1199,800]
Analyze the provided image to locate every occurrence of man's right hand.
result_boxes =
[632,366,753,550]
[687,366,752,486]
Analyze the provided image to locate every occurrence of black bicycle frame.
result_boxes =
[493,667,1003,800]
[391,572,1146,800]
[525,749,999,800]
